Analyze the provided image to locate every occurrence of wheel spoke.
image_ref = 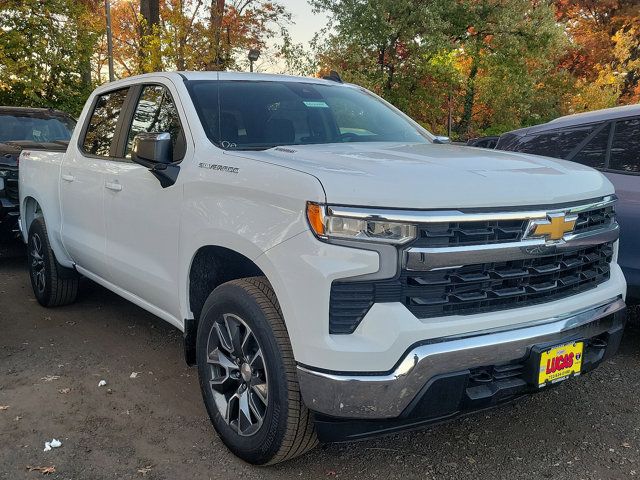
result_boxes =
[250,381,268,407]
[214,320,234,353]
[238,388,252,432]
[249,348,265,371]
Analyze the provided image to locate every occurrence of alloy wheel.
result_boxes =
[29,233,46,294]
[206,313,269,437]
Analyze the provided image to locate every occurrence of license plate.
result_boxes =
[538,341,583,387]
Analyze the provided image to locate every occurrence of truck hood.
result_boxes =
[229,142,614,209]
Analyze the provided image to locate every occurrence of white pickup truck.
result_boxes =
[19,72,627,465]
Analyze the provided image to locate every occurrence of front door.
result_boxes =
[103,83,188,319]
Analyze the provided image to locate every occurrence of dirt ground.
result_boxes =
[1,246,640,480]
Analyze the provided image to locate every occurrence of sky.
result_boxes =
[279,0,329,47]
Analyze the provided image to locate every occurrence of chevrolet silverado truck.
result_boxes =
[19,72,627,465]
[0,106,75,241]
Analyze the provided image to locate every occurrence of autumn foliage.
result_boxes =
[0,0,638,137]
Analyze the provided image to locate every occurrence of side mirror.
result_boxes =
[131,132,173,165]
[433,136,451,144]
[131,132,180,188]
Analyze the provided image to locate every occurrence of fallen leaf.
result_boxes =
[130,372,139,379]
[58,388,71,394]
[0,405,9,411]
[623,442,632,448]
[41,375,60,382]
[137,465,153,476]
[326,471,337,476]
[26,465,56,474]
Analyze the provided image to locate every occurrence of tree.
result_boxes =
[0,0,101,115]
[140,0,162,71]
[555,0,640,107]
[312,0,568,138]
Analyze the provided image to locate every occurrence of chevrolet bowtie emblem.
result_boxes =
[528,213,577,241]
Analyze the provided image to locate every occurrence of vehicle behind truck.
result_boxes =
[496,105,640,301]
[0,107,75,241]
[19,72,627,465]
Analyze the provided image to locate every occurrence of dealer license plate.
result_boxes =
[538,341,583,387]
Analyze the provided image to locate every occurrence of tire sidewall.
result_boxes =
[196,282,289,465]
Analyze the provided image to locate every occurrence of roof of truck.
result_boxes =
[97,71,349,90]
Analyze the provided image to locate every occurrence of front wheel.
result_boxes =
[27,217,79,307]
[196,277,317,465]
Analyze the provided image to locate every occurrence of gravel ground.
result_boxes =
[1,250,639,480]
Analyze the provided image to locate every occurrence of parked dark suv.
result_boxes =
[496,104,640,299]
[0,107,75,240]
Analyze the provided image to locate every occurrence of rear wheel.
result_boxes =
[196,277,317,465]
[27,217,79,307]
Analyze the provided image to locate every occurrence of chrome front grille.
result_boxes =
[329,196,619,334]
[414,204,615,248]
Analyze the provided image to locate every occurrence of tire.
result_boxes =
[196,276,317,465]
[27,217,79,307]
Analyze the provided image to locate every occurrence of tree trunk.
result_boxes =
[207,0,226,70]
[140,0,161,72]
[457,60,478,138]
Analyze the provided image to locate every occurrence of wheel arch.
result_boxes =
[184,244,273,365]
[21,195,74,268]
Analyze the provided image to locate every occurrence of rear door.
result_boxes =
[102,82,189,318]
[60,87,130,275]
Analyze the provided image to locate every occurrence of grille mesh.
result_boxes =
[330,242,613,334]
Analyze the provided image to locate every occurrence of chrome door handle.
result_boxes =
[105,181,122,192]
[61,174,75,182]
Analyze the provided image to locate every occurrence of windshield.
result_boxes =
[187,80,432,150]
[0,114,76,143]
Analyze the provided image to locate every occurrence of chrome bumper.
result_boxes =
[297,297,626,419]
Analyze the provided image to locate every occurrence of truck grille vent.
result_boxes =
[329,242,612,334]
[414,206,615,248]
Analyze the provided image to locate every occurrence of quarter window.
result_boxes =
[126,85,185,161]
[512,126,594,159]
[82,88,129,157]
[571,124,611,170]
[609,117,640,173]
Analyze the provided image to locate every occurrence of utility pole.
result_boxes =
[105,0,115,82]
[447,91,452,138]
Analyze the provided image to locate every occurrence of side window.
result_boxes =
[609,117,640,173]
[82,88,129,156]
[516,131,561,157]
[571,123,611,170]
[555,125,595,158]
[126,85,185,161]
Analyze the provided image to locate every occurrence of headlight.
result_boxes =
[306,202,417,245]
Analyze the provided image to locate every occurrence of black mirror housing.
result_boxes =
[132,132,173,165]
[131,132,180,188]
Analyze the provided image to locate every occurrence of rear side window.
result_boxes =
[125,85,185,161]
[556,126,595,158]
[82,88,129,157]
[571,124,611,170]
[609,117,640,173]
[503,125,594,159]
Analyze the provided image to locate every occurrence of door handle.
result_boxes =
[61,174,75,182]
[105,181,122,192]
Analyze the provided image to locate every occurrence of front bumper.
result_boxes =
[298,297,626,438]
